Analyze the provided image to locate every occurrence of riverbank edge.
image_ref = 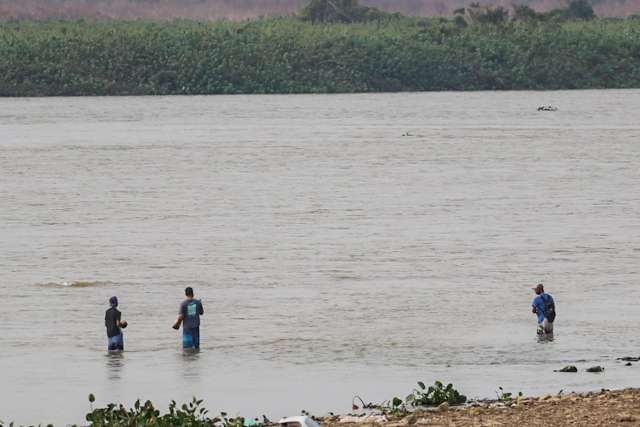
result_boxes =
[323,388,640,426]
[2,388,639,426]
[0,85,635,99]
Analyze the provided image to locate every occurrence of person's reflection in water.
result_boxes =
[180,350,201,380]
[106,352,125,380]
[537,332,554,343]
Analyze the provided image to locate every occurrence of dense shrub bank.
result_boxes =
[1,16,640,96]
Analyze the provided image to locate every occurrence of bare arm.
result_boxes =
[116,311,127,328]
[173,313,184,330]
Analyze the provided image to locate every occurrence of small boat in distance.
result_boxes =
[537,105,558,111]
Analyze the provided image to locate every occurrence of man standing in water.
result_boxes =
[173,287,204,351]
[105,296,127,351]
[532,283,555,335]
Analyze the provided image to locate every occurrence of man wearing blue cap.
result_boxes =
[105,296,127,351]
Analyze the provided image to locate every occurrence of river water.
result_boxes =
[1,91,639,425]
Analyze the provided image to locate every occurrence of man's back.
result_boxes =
[533,292,554,321]
[180,298,203,329]
[105,307,121,338]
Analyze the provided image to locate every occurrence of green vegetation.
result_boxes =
[0,395,262,427]
[353,381,468,414]
[496,386,524,402]
[405,380,467,406]
[84,396,253,427]
[0,383,466,427]
[448,0,596,27]
[1,7,640,96]
[300,0,395,23]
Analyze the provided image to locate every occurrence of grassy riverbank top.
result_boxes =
[1,14,640,96]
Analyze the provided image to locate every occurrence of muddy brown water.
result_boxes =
[1,91,639,425]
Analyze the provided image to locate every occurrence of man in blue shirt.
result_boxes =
[172,287,204,351]
[532,283,555,335]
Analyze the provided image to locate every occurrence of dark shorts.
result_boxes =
[182,327,200,349]
[108,333,124,351]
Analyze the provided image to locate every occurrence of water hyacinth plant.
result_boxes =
[405,381,467,406]
[84,395,261,427]
[369,380,468,414]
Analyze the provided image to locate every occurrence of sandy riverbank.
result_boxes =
[321,388,640,427]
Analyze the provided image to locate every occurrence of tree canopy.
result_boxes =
[455,0,597,25]
[300,0,390,23]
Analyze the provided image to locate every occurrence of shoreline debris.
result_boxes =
[554,365,578,373]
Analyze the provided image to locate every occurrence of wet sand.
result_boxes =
[325,388,640,427]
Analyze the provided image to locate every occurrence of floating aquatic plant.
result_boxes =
[405,380,467,407]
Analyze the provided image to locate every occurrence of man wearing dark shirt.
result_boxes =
[105,296,127,351]
[172,287,204,351]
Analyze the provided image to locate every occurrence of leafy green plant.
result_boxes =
[495,387,523,402]
[84,394,262,427]
[373,396,408,415]
[405,381,467,406]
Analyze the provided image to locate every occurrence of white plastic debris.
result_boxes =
[278,416,321,427]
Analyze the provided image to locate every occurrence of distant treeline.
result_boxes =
[1,16,640,96]
[1,0,640,21]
